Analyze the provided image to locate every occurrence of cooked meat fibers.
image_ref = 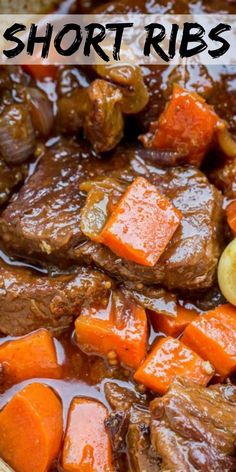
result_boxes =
[0,160,26,207]
[105,379,236,471]
[150,378,236,472]
[0,142,96,264]
[80,147,223,291]
[104,382,148,412]
[0,143,223,291]
[126,422,161,472]
[0,261,111,336]
[106,378,236,471]
[210,159,236,199]
[104,382,160,472]
[0,141,128,264]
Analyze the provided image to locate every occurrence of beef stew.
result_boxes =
[0,0,236,471]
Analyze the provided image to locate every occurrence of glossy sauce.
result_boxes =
[0,1,235,470]
[0,307,146,424]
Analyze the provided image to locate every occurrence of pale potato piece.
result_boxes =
[218,238,236,306]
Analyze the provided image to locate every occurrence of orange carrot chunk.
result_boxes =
[0,329,62,383]
[150,304,198,337]
[182,304,236,378]
[142,84,222,166]
[99,176,182,267]
[226,200,236,234]
[22,65,57,80]
[75,291,147,369]
[0,383,63,472]
[134,337,213,394]
[62,397,113,472]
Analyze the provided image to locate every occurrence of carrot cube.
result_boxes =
[182,304,236,378]
[144,84,220,166]
[134,337,213,394]
[0,328,62,383]
[62,397,113,472]
[22,65,57,80]
[150,304,198,337]
[99,176,182,267]
[0,383,63,472]
[75,291,147,369]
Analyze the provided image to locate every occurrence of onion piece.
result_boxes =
[137,148,185,167]
[94,64,149,114]
[0,458,15,472]
[0,104,35,164]
[26,87,54,137]
[217,128,236,159]
[80,178,125,241]
[218,238,236,306]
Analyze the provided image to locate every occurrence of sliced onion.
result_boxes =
[80,187,110,242]
[26,87,54,137]
[80,178,125,241]
[137,148,185,167]
[0,104,35,164]
[217,128,236,159]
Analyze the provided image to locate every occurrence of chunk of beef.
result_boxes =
[104,382,147,411]
[0,261,111,336]
[210,159,236,199]
[79,147,223,290]
[0,141,102,265]
[126,422,161,472]
[150,378,236,472]
[58,79,125,152]
[105,411,130,454]
[0,160,26,206]
[1,143,223,291]
[122,285,178,317]
[1,141,130,265]
[93,65,149,115]
[104,382,160,471]
[58,63,149,153]
[189,285,226,312]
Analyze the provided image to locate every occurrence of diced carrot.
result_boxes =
[182,304,236,378]
[134,337,213,394]
[142,84,222,166]
[0,329,62,383]
[22,65,57,80]
[150,304,198,337]
[0,383,63,472]
[75,291,147,369]
[226,201,236,234]
[99,176,182,267]
[62,397,113,472]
